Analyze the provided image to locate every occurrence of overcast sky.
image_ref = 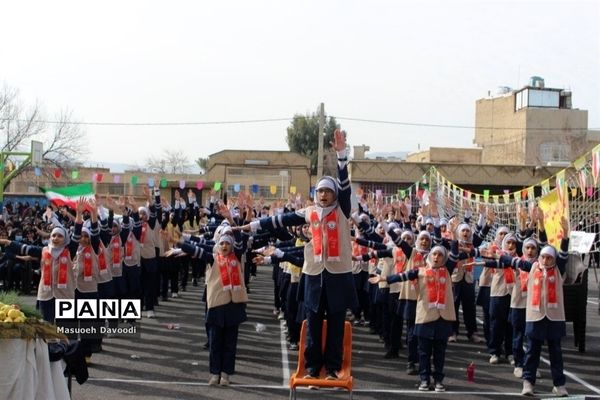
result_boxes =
[3,0,599,168]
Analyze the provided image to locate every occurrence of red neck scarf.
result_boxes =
[394,248,407,273]
[531,263,558,311]
[111,236,122,267]
[97,243,108,274]
[501,251,516,287]
[125,232,134,260]
[82,246,94,282]
[140,222,148,245]
[42,247,70,290]
[425,266,448,309]
[352,242,368,258]
[216,252,242,291]
[310,210,340,262]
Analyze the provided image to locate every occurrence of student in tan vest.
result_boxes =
[486,216,570,397]
[369,245,457,392]
[238,129,357,381]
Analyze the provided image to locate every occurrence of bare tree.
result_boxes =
[0,83,88,185]
[146,149,191,174]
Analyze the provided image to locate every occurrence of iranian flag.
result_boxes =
[41,183,95,209]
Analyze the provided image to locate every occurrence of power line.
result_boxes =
[0,115,597,131]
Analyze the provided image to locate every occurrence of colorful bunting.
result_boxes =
[147,177,155,187]
[196,180,204,190]
[578,170,587,196]
[160,178,168,188]
[179,180,186,189]
[131,175,138,185]
[270,185,277,195]
[71,170,79,179]
[541,179,550,195]
[593,147,600,185]
[35,167,42,177]
[555,170,565,205]
[214,181,222,191]
[113,175,121,184]
[483,190,490,202]
[54,168,61,178]
[251,184,259,194]
[290,186,296,194]
[234,183,241,192]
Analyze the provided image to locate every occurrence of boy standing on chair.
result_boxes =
[239,129,357,380]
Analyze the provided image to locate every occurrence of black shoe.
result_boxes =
[304,368,319,379]
[384,350,399,359]
[181,286,187,292]
[325,370,338,380]
[192,279,198,286]
[406,362,418,375]
[202,342,209,350]
[161,296,168,302]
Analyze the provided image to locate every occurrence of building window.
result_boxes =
[539,142,569,162]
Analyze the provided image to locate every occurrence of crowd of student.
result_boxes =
[0,131,578,397]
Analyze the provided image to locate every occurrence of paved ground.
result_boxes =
[45,267,600,399]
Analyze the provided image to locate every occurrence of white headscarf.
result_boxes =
[49,226,70,259]
[426,245,448,268]
[314,176,338,220]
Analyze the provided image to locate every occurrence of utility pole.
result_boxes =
[317,102,325,178]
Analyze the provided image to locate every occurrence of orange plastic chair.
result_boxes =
[289,320,353,400]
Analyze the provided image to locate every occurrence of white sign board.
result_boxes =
[31,141,43,167]
[568,231,596,254]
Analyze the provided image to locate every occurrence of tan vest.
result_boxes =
[415,267,456,324]
[123,231,141,267]
[479,267,493,287]
[96,243,113,284]
[205,252,249,309]
[377,257,392,289]
[398,250,420,301]
[302,207,352,275]
[511,267,529,309]
[490,266,515,297]
[74,246,100,293]
[525,264,565,322]
[452,258,474,284]
[37,248,76,301]
[140,222,158,259]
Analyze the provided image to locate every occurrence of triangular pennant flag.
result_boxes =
[475,194,480,203]
[214,181,221,191]
[483,189,490,202]
[593,148,600,185]
[587,187,594,198]
[399,189,406,199]
[573,156,586,171]
[96,173,103,183]
[527,186,535,200]
[179,180,186,189]
[570,187,577,198]
[196,180,204,190]
[290,186,297,194]
[131,175,138,185]
[234,183,241,193]
[147,177,155,187]
[492,195,499,204]
[160,178,168,188]
[35,167,42,177]
[521,190,527,200]
[54,168,61,178]
[503,193,510,204]
[113,175,121,184]
[251,184,259,194]
[541,179,550,195]
[579,169,587,196]
[71,170,79,179]
[555,170,566,204]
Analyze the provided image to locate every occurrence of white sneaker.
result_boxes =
[208,374,220,386]
[272,308,280,315]
[277,311,285,320]
[552,385,568,397]
[448,334,457,342]
[146,310,155,318]
[220,373,230,386]
[489,354,499,364]
[469,333,484,344]
[171,293,179,298]
[513,367,523,378]
[521,380,534,396]
[508,355,515,366]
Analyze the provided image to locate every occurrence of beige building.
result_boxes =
[474,78,598,165]
[203,150,311,200]
[6,150,311,205]
[406,147,482,163]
